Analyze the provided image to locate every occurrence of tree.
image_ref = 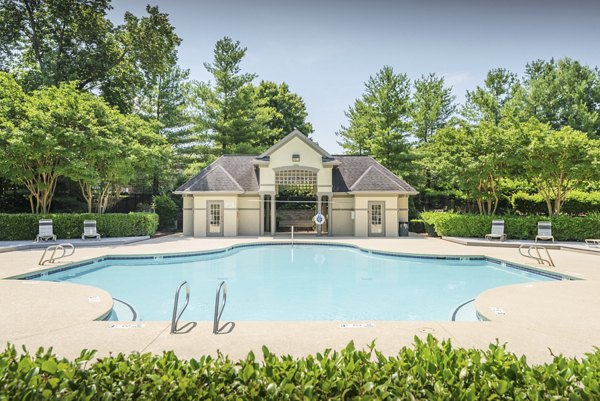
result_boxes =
[337,66,412,173]
[0,82,90,213]
[254,81,313,147]
[0,76,171,213]
[134,63,192,192]
[420,119,523,214]
[523,58,600,139]
[192,37,267,155]
[517,118,600,215]
[411,73,456,143]
[0,1,181,113]
[463,68,520,126]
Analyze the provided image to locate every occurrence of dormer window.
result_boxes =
[292,154,300,162]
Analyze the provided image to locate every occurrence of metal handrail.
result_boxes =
[213,281,227,334]
[518,244,555,267]
[291,225,294,247]
[39,243,75,265]
[170,281,190,334]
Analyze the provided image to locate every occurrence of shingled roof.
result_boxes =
[175,154,417,194]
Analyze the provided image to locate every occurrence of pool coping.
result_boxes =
[11,240,573,282]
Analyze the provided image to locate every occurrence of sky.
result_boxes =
[109,0,600,153]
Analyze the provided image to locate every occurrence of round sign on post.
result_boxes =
[313,213,325,225]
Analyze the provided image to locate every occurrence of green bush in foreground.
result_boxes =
[0,213,158,240]
[421,212,600,241]
[1,336,599,400]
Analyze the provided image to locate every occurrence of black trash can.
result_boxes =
[399,222,409,237]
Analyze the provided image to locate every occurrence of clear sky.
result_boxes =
[109,0,600,153]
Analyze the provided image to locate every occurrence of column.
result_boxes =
[270,194,276,236]
[317,195,322,236]
[259,194,264,236]
[327,195,333,237]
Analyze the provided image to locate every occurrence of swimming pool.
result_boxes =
[28,244,561,321]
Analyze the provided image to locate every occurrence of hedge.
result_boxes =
[421,212,600,241]
[511,191,600,215]
[1,336,599,400]
[0,213,158,240]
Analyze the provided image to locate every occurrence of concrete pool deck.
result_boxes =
[0,234,599,365]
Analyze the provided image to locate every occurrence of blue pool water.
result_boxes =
[32,244,558,321]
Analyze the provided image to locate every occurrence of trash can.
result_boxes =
[399,222,409,237]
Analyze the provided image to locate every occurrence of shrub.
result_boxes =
[511,191,600,215]
[409,219,425,233]
[153,193,180,231]
[0,213,158,240]
[1,337,599,400]
[420,212,600,241]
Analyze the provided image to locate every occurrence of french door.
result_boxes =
[368,202,384,237]
[207,201,224,236]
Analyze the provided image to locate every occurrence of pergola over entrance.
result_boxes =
[260,167,331,236]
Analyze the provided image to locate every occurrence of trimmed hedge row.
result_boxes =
[1,336,599,400]
[511,191,600,215]
[420,212,600,241]
[0,213,158,240]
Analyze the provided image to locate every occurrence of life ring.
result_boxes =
[313,213,325,225]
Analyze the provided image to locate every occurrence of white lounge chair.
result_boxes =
[585,239,600,247]
[82,220,101,240]
[485,220,507,241]
[535,221,554,243]
[36,219,57,242]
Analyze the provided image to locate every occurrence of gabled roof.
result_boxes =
[258,129,332,158]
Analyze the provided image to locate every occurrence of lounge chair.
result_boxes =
[36,219,57,242]
[585,239,600,247]
[485,220,507,241]
[535,221,554,243]
[81,220,101,240]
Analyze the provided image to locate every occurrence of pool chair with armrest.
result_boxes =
[535,221,554,243]
[485,220,507,241]
[585,239,600,247]
[36,219,57,242]
[82,220,101,240]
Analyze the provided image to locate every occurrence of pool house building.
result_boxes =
[175,130,418,237]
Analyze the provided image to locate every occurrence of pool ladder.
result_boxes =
[518,244,555,267]
[39,243,75,265]
[170,280,230,334]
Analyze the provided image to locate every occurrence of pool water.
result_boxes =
[33,244,557,321]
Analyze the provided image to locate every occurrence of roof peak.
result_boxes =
[258,130,332,159]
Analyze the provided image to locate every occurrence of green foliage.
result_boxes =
[153,194,179,230]
[411,73,456,143]
[0,78,171,214]
[0,1,181,114]
[255,80,314,146]
[1,337,600,400]
[336,66,412,174]
[0,213,158,240]
[421,212,600,241]
[518,119,600,215]
[193,36,263,155]
[523,58,600,139]
[409,219,426,233]
[511,191,600,215]
[462,68,520,125]
[419,119,523,215]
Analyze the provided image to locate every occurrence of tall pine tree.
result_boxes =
[336,66,412,173]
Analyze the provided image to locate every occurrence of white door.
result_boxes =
[368,202,384,236]
[207,201,224,236]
